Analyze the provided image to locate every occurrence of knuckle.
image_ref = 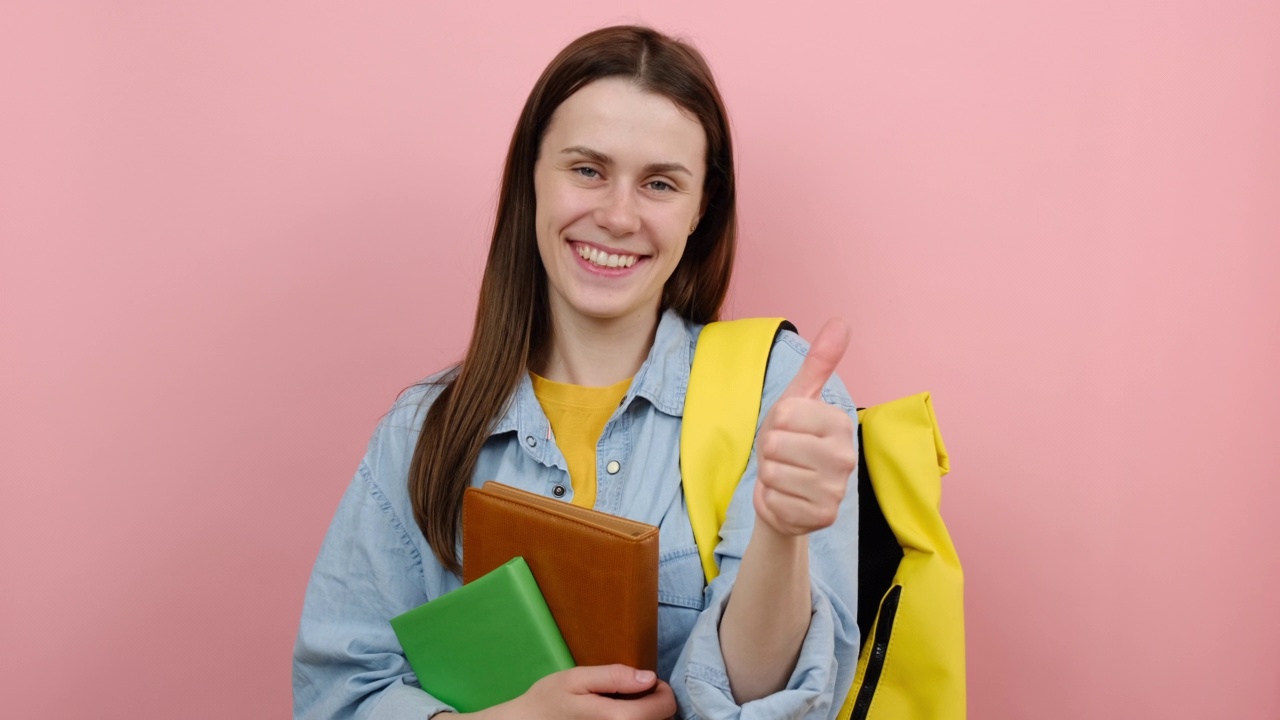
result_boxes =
[607,664,631,685]
[772,398,799,427]
[839,451,858,473]
[756,459,771,483]
[822,504,840,525]
[832,481,848,503]
[757,486,776,509]
[757,459,779,486]
[760,432,782,459]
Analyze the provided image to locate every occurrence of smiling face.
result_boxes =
[533,77,708,333]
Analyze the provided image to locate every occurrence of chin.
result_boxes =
[568,300,656,325]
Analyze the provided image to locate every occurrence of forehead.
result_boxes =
[541,78,707,171]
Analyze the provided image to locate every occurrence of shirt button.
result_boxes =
[552,485,566,497]
[524,435,537,448]
[605,460,621,475]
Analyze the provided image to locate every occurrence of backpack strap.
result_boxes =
[682,317,794,582]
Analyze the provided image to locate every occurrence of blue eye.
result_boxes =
[648,180,673,192]
[575,167,600,179]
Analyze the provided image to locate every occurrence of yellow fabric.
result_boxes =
[682,319,966,720]
[840,394,964,720]
[530,372,631,509]
[681,317,787,581]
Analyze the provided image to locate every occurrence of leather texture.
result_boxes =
[463,482,660,671]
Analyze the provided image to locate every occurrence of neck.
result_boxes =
[537,307,661,386]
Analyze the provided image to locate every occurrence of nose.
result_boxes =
[594,186,641,237]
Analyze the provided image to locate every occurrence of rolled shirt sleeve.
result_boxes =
[293,321,860,720]
[670,331,862,720]
[293,411,457,720]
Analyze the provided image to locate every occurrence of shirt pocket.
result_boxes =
[656,545,706,680]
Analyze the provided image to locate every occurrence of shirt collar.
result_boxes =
[489,308,698,441]
[626,308,695,417]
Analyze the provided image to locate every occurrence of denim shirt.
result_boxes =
[293,310,861,720]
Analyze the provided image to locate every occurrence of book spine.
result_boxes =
[508,563,576,669]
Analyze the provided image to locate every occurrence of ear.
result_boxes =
[690,204,704,235]
[692,177,711,233]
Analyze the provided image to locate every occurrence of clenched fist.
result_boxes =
[753,319,858,537]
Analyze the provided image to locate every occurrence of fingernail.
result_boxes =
[635,669,655,683]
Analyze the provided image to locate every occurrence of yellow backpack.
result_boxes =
[681,318,966,720]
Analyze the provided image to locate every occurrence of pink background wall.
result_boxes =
[2,1,1277,717]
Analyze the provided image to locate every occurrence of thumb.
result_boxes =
[566,665,658,695]
[781,318,850,400]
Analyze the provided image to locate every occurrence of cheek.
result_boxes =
[535,184,578,236]
[532,168,558,234]
[672,237,690,268]
[532,189,557,259]
[533,203,567,260]
[661,209,696,251]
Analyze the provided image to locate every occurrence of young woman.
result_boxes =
[294,25,861,720]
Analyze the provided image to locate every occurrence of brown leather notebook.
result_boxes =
[462,481,659,671]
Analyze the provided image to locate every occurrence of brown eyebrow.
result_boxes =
[560,146,693,177]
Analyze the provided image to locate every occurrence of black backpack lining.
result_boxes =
[856,421,904,649]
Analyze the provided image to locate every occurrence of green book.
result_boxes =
[389,556,575,713]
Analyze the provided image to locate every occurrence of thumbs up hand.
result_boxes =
[753,319,859,538]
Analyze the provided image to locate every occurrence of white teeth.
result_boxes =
[576,244,638,268]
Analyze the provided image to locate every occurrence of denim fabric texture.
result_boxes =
[293,310,861,719]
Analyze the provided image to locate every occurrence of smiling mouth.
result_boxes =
[576,244,639,268]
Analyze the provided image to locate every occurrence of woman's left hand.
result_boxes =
[753,319,858,537]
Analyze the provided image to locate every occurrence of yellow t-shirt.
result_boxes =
[530,372,632,509]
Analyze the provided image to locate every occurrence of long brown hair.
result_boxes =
[410,25,737,573]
